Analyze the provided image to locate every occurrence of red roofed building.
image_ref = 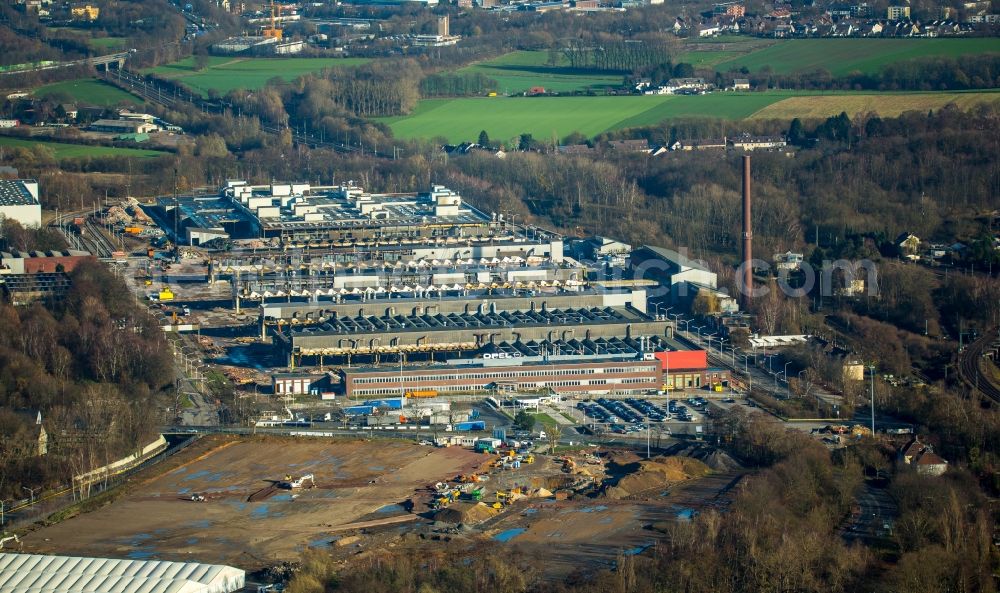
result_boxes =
[900,436,948,476]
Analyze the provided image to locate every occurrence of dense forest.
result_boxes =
[0,222,173,500]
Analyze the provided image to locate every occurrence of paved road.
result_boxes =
[840,481,898,544]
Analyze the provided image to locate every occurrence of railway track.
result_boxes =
[956,327,1000,403]
[82,220,118,258]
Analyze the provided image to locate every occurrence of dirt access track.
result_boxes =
[21,437,485,569]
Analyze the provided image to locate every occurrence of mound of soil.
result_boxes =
[601,456,711,499]
[700,450,743,472]
[432,502,499,525]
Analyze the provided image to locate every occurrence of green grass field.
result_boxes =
[34,78,141,106]
[88,37,128,51]
[380,94,786,143]
[144,56,370,96]
[714,38,1000,76]
[380,90,1000,143]
[0,136,165,160]
[456,51,624,94]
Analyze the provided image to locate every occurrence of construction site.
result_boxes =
[17,436,747,579]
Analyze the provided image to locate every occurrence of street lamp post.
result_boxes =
[870,365,877,436]
[21,486,35,505]
[783,362,793,398]
[652,302,665,319]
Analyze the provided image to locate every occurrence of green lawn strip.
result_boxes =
[144,57,370,95]
[456,51,623,94]
[88,37,128,51]
[34,78,141,106]
[380,95,674,143]
[530,412,560,428]
[612,92,788,129]
[715,38,1000,76]
[0,136,165,159]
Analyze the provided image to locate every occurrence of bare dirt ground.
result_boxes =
[21,437,484,569]
[20,438,748,580]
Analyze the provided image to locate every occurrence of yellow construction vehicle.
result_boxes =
[158,286,174,301]
[523,454,535,464]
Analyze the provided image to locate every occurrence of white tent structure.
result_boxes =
[0,553,245,593]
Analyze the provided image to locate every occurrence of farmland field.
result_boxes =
[34,78,141,106]
[380,90,1000,142]
[0,136,165,159]
[750,90,1000,119]
[456,51,624,94]
[714,38,1000,76]
[380,96,667,143]
[380,94,785,143]
[144,56,370,95]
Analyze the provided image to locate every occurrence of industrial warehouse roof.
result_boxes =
[0,553,245,593]
[0,179,38,207]
[291,306,645,337]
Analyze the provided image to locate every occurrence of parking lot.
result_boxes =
[567,394,717,435]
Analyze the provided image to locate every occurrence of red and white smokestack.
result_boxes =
[742,155,753,305]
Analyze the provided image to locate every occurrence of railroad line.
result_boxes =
[956,327,1000,403]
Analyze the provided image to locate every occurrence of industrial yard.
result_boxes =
[19,437,487,567]
[18,436,746,578]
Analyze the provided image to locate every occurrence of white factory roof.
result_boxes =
[0,553,245,593]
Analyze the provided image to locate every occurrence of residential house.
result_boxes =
[697,23,721,36]
[895,232,921,257]
[558,143,596,155]
[668,77,711,91]
[713,1,745,16]
[58,104,78,120]
[608,139,651,153]
[676,137,728,150]
[886,4,909,19]
[774,251,804,270]
[729,134,787,150]
[899,436,948,476]
[731,78,750,90]
[70,2,99,20]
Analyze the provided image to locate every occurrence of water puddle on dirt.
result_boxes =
[675,507,697,521]
[493,528,527,543]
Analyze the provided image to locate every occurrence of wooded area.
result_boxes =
[0,226,172,500]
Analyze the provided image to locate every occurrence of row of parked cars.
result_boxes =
[577,397,704,429]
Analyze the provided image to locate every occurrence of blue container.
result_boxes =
[454,420,486,431]
[363,397,405,410]
[344,405,377,416]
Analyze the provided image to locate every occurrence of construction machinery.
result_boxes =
[279,473,315,489]
[158,286,175,301]
[261,0,284,39]
[433,488,461,508]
